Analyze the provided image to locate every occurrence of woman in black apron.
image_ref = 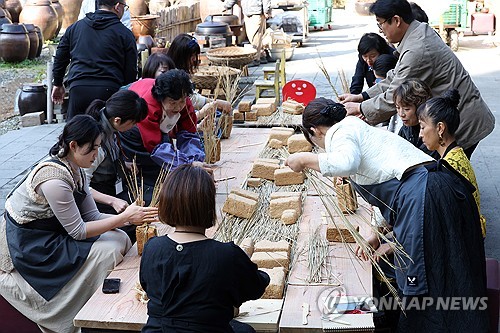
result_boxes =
[285,98,488,332]
[85,90,148,242]
[0,115,158,333]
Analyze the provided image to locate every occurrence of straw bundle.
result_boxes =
[305,168,409,303]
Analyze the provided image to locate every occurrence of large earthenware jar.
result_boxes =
[34,25,43,56]
[0,7,12,25]
[1,2,13,21]
[58,0,81,30]
[4,0,22,22]
[22,23,38,59]
[128,0,148,17]
[0,23,29,62]
[18,83,47,116]
[50,0,63,36]
[131,14,158,39]
[19,0,58,40]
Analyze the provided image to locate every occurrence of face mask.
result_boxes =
[159,112,181,134]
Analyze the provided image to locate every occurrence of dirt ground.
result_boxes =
[0,52,51,122]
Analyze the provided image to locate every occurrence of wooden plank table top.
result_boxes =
[279,193,374,332]
[74,127,374,332]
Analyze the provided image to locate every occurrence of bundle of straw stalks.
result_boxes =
[201,104,221,164]
[305,168,410,304]
[219,66,243,139]
[316,50,351,98]
[120,158,170,207]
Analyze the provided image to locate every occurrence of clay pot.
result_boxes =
[4,0,22,22]
[0,23,29,62]
[0,7,12,25]
[22,23,38,59]
[19,0,58,41]
[58,0,81,30]
[1,5,13,21]
[128,0,148,17]
[138,34,155,50]
[18,83,47,116]
[0,14,11,26]
[131,15,158,39]
[34,25,43,57]
[1,5,12,21]
[151,46,168,54]
[50,0,63,37]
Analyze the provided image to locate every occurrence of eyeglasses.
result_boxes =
[376,16,392,30]
[117,2,129,11]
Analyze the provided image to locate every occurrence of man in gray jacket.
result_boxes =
[339,0,494,157]
[224,0,272,65]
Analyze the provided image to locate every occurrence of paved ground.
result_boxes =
[1,9,498,259]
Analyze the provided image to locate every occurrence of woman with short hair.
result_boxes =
[140,164,269,333]
[349,33,396,94]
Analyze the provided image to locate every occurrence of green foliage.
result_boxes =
[0,59,47,83]
[0,58,46,70]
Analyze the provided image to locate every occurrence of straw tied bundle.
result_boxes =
[121,159,171,255]
[316,50,351,98]
[195,67,244,163]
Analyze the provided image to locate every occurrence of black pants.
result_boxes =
[67,85,118,120]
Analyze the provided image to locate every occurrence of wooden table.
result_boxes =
[74,127,373,332]
[279,195,373,332]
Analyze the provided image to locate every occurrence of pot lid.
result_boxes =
[196,20,231,35]
[0,23,27,34]
[205,14,240,25]
[22,23,35,31]
[22,83,47,92]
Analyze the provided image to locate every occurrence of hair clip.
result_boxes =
[188,38,198,48]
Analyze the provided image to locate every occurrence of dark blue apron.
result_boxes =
[351,166,428,296]
[5,159,98,301]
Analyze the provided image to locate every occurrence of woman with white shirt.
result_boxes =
[285,97,488,332]
[0,115,157,333]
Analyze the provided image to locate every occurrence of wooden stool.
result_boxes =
[262,49,286,90]
[254,60,280,104]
